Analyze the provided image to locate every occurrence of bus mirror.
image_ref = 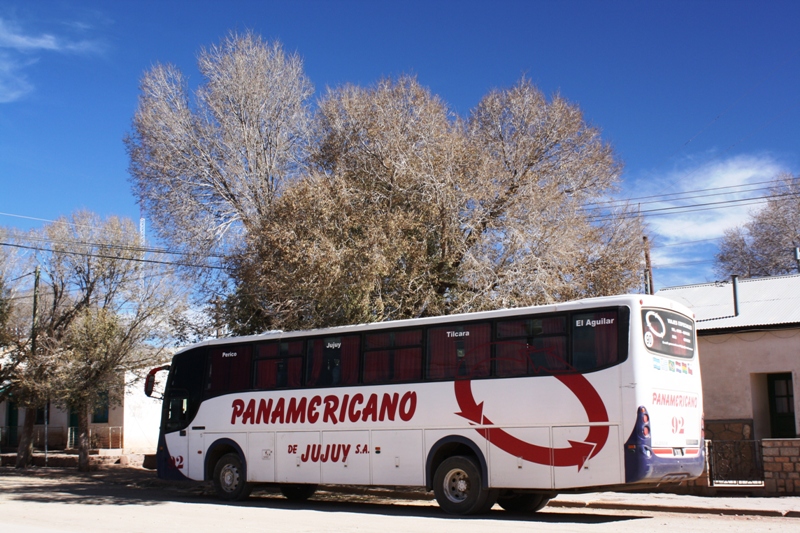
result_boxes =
[144,373,156,397]
[145,365,169,397]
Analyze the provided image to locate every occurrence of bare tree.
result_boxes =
[230,77,643,331]
[125,31,313,262]
[715,173,800,278]
[127,33,643,332]
[4,212,186,470]
[458,78,641,308]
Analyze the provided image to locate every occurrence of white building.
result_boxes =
[1,371,163,455]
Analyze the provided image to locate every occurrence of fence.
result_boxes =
[1,426,69,450]
[1,426,123,451]
[67,426,123,449]
[707,439,764,486]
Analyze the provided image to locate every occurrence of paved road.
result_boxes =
[0,467,796,533]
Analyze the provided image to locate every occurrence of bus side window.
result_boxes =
[572,310,620,371]
[364,330,423,384]
[206,345,253,397]
[307,336,359,387]
[496,316,567,376]
[427,323,490,380]
[255,341,303,390]
[165,394,189,432]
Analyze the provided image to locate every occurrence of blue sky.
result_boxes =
[1,0,798,290]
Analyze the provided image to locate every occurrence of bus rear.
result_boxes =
[625,302,704,483]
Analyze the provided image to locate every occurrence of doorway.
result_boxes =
[767,373,796,438]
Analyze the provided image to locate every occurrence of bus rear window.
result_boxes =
[641,308,695,359]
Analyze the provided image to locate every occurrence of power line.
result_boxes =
[0,242,226,271]
[583,176,796,210]
[0,212,112,231]
[651,237,722,249]
[585,190,799,223]
[5,267,186,302]
[12,233,225,259]
[653,258,716,268]
[5,271,38,283]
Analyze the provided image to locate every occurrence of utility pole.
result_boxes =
[30,265,39,366]
[643,236,654,295]
[32,266,47,467]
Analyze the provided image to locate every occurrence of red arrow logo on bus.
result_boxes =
[455,374,609,470]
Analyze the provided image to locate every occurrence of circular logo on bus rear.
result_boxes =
[645,311,666,338]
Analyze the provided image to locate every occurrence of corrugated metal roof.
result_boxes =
[656,274,800,330]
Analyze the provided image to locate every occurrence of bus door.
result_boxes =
[163,392,191,476]
[186,426,204,480]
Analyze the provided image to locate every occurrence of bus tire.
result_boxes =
[497,492,551,513]
[433,455,495,515]
[280,484,318,501]
[212,453,252,501]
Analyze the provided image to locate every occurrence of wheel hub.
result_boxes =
[444,468,470,503]
[221,464,239,492]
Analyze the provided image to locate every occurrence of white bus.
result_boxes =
[145,294,703,515]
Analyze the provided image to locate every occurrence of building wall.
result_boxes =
[762,439,800,495]
[698,327,800,440]
[122,371,163,454]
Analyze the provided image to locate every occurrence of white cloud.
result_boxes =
[0,18,60,50]
[0,50,33,103]
[643,154,788,244]
[0,17,103,103]
[634,153,792,288]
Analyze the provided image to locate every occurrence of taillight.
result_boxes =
[638,406,651,439]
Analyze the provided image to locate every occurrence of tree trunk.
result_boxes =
[15,407,36,469]
[77,407,91,472]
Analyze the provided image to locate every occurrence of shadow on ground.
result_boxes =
[0,466,647,524]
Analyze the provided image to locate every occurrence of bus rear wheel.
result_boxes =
[212,453,252,501]
[497,492,551,512]
[280,484,318,501]
[433,455,497,515]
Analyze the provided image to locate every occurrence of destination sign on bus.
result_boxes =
[641,309,695,359]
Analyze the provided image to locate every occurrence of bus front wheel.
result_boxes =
[433,455,497,515]
[212,453,252,501]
